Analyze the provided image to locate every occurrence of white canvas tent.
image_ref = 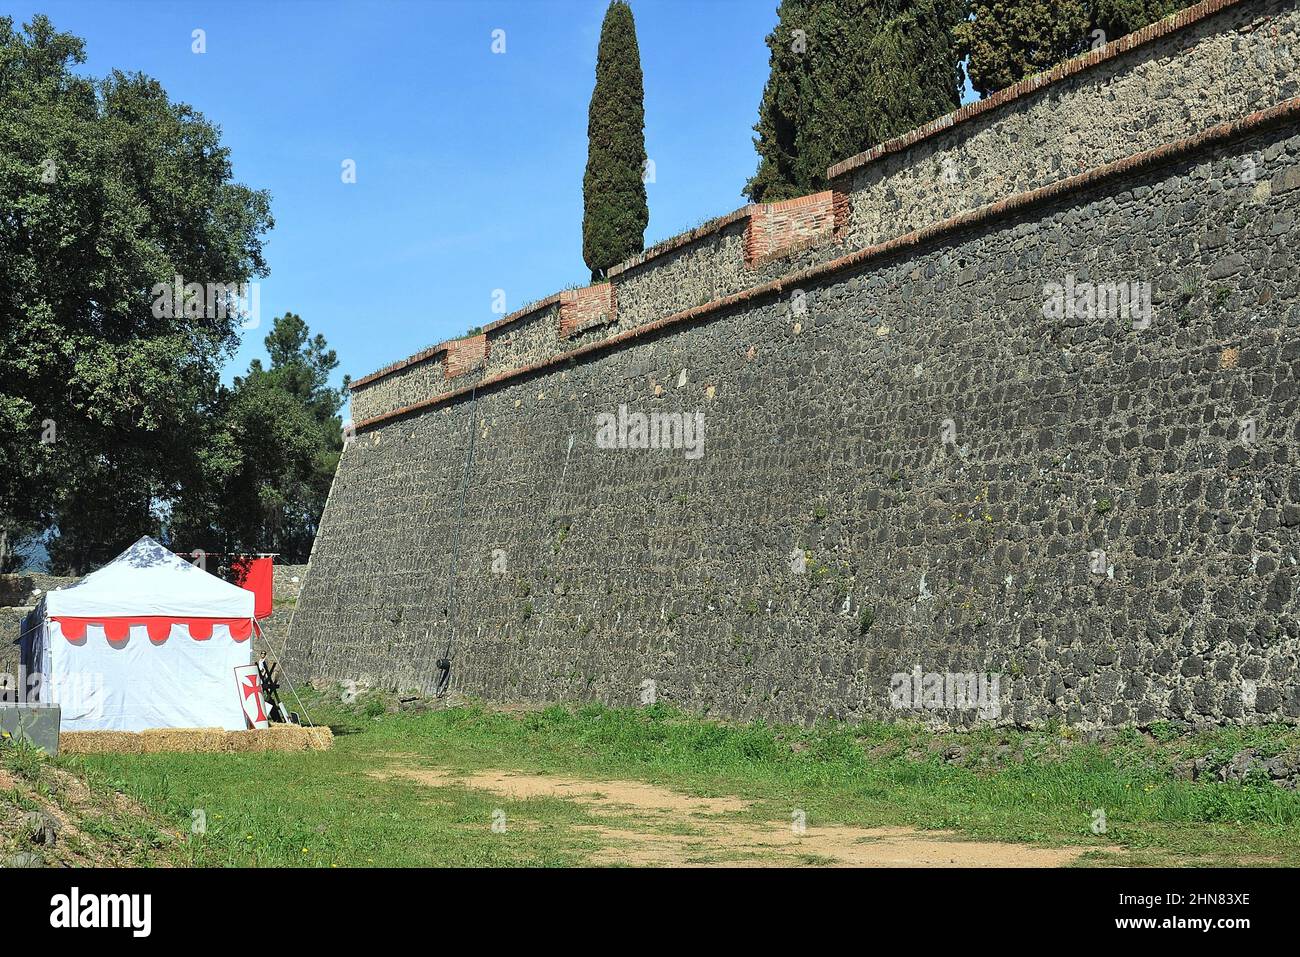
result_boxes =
[19,536,256,731]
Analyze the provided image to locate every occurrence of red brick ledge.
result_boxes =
[352,96,1300,433]
[827,0,1249,181]
[354,192,828,392]
[558,284,616,338]
[444,333,487,379]
[353,0,1253,396]
[352,204,778,391]
[606,207,754,280]
[743,190,836,265]
[350,341,451,390]
[350,294,566,390]
[746,233,837,272]
[482,293,564,335]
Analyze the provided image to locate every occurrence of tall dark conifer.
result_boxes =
[745,0,967,203]
[958,0,1185,98]
[582,1,648,281]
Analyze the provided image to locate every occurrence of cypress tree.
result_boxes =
[582,1,649,281]
[958,0,1185,99]
[744,0,814,204]
[745,0,966,204]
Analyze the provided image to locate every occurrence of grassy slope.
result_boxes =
[59,692,1300,867]
[1,740,177,867]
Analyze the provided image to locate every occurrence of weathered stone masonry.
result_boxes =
[288,0,1300,727]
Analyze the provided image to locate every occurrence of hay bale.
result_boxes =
[221,728,263,753]
[253,728,285,752]
[267,724,308,750]
[304,726,334,751]
[225,724,333,752]
[60,723,333,753]
[60,731,143,755]
[139,728,226,753]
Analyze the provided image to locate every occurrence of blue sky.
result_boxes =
[10,0,973,417]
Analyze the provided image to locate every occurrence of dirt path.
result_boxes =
[375,766,1089,867]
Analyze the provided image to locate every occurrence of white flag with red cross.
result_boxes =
[234,664,270,729]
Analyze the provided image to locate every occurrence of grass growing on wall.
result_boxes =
[40,692,1300,867]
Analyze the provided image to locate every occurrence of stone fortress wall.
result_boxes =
[288,0,1300,728]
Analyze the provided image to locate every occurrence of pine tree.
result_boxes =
[168,313,349,563]
[745,0,966,204]
[582,1,649,281]
[958,0,1184,99]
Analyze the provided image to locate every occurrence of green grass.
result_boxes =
[61,695,1300,867]
[1,739,178,867]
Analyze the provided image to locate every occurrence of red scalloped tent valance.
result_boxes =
[52,616,253,643]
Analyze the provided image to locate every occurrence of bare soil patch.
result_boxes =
[375,766,1087,867]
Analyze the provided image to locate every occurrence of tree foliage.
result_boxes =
[582,0,648,281]
[170,313,349,564]
[958,0,1186,98]
[745,0,967,203]
[0,15,273,572]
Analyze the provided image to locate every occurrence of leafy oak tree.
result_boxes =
[745,0,967,203]
[0,15,273,573]
[582,0,648,281]
[958,0,1186,98]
